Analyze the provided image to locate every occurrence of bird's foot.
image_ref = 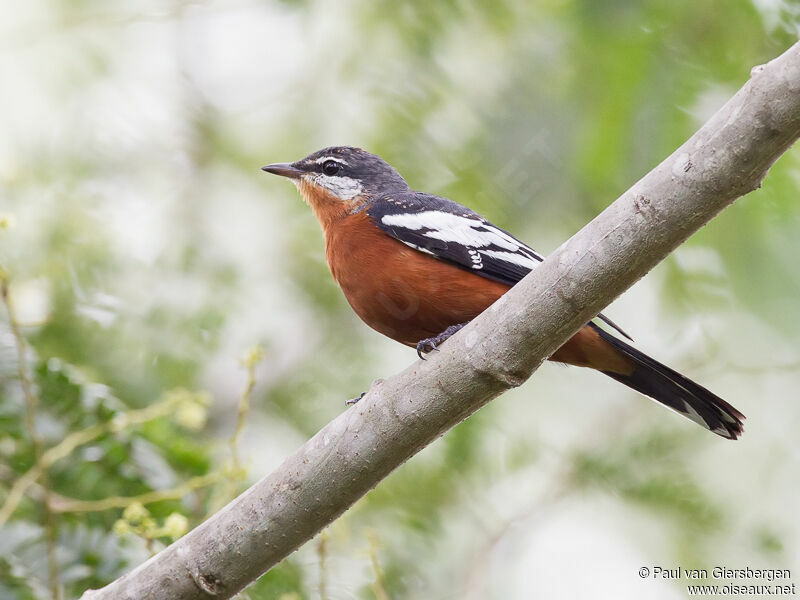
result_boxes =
[345,379,384,406]
[345,392,366,406]
[415,323,468,360]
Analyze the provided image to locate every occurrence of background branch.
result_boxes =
[82,42,800,600]
[2,276,60,598]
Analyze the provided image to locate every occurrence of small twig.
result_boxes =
[368,532,391,600]
[214,346,264,510]
[50,472,224,513]
[229,346,263,473]
[0,390,191,526]
[0,461,222,515]
[317,530,329,600]
[2,275,60,599]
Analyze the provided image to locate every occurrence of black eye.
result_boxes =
[322,160,340,176]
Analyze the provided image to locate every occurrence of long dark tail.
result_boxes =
[591,324,745,440]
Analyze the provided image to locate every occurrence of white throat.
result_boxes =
[304,173,363,201]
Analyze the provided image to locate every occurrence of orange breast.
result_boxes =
[324,211,510,346]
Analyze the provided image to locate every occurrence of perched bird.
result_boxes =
[263,146,744,439]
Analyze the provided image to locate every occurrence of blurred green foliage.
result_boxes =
[1,1,799,599]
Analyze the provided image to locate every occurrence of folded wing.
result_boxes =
[367,192,631,340]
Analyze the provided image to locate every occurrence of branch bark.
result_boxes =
[82,43,800,599]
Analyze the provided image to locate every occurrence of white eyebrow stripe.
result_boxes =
[313,156,349,166]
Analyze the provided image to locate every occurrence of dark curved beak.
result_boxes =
[261,163,303,179]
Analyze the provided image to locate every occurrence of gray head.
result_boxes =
[262,146,409,201]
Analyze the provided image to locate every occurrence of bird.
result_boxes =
[262,146,745,440]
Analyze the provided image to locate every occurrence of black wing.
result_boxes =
[367,192,632,340]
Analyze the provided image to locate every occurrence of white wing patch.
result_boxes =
[467,249,483,269]
[478,249,538,269]
[399,241,436,256]
[380,210,542,268]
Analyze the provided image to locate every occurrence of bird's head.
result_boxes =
[262,147,408,216]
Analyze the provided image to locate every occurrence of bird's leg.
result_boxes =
[416,322,469,359]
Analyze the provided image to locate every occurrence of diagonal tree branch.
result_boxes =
[81,42,800,600]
